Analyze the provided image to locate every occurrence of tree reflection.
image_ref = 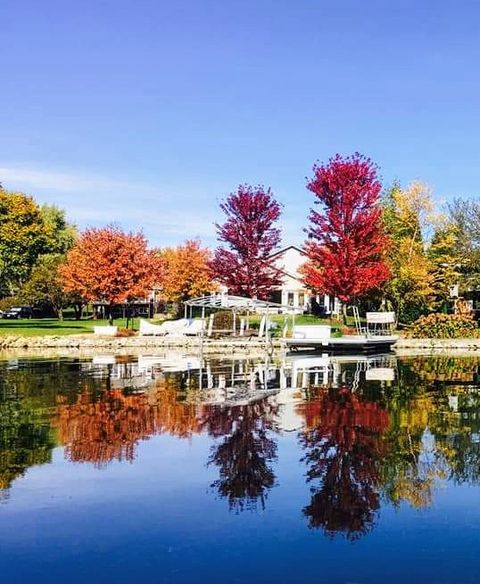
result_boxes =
[299,386,389,539]
[202,398,278,512]
[0,399,56,496]
[54,382,202,467]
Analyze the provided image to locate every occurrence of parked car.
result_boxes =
[3,306,34,319]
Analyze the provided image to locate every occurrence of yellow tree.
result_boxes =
[159,240,216,305]
[382,181,436,322]
[428,222,462,310]
[0,187,47,294]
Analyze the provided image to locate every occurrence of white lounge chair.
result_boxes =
[139,318,204,336]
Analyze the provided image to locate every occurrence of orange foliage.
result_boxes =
[159,239,216,303]
[60,225,162,304]
[54,383,202,467]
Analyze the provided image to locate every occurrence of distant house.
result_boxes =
[268,245,340,314]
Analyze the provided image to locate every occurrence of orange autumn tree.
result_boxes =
[159,239,216,306]
[60,225,161,323]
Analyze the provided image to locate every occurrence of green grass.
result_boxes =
[0,318,121,336]
[247,313,355,328]
[0,313,358,337]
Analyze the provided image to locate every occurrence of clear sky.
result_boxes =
[1,0,479,247]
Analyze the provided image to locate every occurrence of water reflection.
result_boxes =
[204,399,278,512]
[3,353,480,540]
[55,383,201,467]
[298,386,389,539]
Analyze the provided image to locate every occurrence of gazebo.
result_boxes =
[184,293,303,339]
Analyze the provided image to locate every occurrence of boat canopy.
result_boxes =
[184,294,302,314]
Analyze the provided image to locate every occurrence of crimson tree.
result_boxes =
[211,185,282,299]
[303,153,390,305]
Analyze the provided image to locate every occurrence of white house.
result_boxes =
[269,245,341,314]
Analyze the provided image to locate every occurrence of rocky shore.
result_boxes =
[396,338,480,350]
[2,333,480,354]
[0,333,282,354]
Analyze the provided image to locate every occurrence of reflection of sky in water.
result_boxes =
[0,354,480,583]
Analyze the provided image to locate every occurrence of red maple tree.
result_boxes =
[303,153,390,303]
[60,225,161,320]
[211,185,282,299]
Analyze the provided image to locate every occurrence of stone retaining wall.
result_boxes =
[0,334,282,354]
[396,338,480,350]
[3,333,480,354]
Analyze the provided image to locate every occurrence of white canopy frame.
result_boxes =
[184,294,303,341]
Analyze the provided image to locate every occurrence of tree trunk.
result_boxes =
[73,303,83,320]
[108,304,114,326]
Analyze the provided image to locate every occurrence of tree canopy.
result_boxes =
[303,153,390,304]
[211,185,282,299]
[0,187,76,296]
[60,226,160,311]
[159,239,215,304]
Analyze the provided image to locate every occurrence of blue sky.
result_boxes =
[1,0,479,247]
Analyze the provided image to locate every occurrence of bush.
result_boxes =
[0,297,20,312]
[408,313,479,339]
[213,310,234,331]
[115,327,137,338]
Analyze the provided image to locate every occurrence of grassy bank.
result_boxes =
[0,314,352,337]
[0,318,112,336]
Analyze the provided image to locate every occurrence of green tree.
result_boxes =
[0,187,48,295]
[0,187,76,296]
[427,222,462,310]
[448,198,480,290]
[40,204,77,254]
[19,254,82,320]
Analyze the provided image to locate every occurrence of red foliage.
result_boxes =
[60,225,162,305]
[298,386,389,539]
[211,185,282,299]
[303,153,390,302]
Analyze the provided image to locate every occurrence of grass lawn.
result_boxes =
[0,313,357,337]
[0,318,117,336]
[248,313,354,329]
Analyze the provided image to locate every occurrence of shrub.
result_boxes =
[213,310,234,331]
[408,313,479,339]
[0,297,21,312]
[115,327,137,338]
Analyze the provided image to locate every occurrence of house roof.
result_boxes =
[268,245,306,260]
[267,245,308,285]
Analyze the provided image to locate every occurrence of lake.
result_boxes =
[1,351,480,583]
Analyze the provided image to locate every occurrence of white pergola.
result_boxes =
[184,294,303,339]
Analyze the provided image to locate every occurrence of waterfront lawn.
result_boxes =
[0,318,112,336]
[0,313,354,337]
[244,313,354,336]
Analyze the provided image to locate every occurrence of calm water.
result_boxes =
[1,352,480,583]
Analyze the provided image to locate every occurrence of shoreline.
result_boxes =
[2,333,480,355]
[0,333,282,354]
